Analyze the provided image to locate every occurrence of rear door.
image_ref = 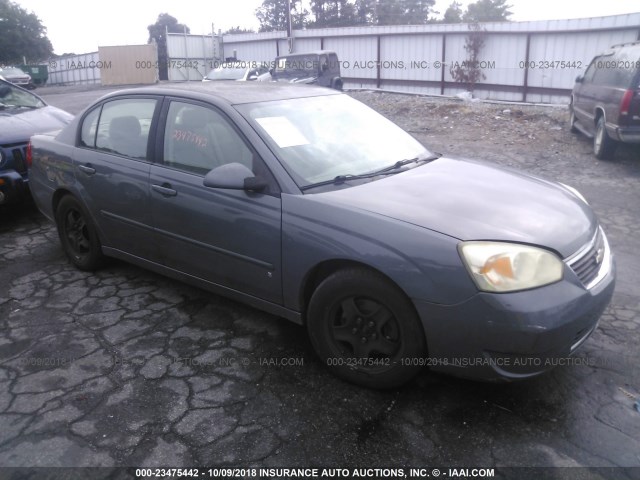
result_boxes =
[149,98,283,304]
[74,96,160,261]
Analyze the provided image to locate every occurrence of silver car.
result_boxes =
[29,83,615,388]
[202,61,270,82]
[0,67,33,89]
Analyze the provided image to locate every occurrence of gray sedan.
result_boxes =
[28,83,615,388]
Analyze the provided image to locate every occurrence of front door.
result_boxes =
[149,99,283,304]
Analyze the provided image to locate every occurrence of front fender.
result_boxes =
[281,193,477,312]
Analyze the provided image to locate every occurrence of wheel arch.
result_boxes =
[51,188,106,245]
[594,107,606,126]
[299,259,420,326]
[52,188,74,215]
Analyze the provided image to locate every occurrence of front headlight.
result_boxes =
[459,242,563,292]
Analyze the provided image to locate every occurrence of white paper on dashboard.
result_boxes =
[255,116,310,148]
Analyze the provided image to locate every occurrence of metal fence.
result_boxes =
[221,13,640,104]
[166,32,222,81]
[47,52,103,86]
[43,13,640,103]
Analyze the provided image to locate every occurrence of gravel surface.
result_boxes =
[350,90,639,170]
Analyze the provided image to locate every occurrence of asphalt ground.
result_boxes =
[0,83,638,479]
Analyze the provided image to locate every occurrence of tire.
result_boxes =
[593,116,617,160]
[55,195,104,271]
[307,268,427,389]
[569,107,578,133]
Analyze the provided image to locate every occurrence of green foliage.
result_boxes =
[375,0,436,26]
[224,26,256,34]
[442,1,463,23]
[0,0,53,64]
[309,0,357,28]
[256,0,308,32]
[147,13,190,81]
[463,0,512,22]
[449,23,487,92]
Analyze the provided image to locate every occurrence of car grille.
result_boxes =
[566,228,607,289]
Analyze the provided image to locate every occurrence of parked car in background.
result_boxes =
[29,82,614,388]
[570,41,640,159]
[202,61,270,82]
[271,51,342,90]
[0,66,35,89]
[0,78,73,205]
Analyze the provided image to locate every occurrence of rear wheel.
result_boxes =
[593,116,617,160]
[55,195,104,271]
[307,268,427,389]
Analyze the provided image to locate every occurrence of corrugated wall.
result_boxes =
[166,33,221,81]
[221,13,640,103]
[47,52,102,86]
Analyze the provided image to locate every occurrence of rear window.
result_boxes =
[590,47,640,88]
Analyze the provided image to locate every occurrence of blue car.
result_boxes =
[28,82,615,388]
[0,78,73,205]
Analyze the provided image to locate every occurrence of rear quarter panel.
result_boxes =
[29,133,77,221]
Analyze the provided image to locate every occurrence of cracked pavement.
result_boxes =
[0,86,639,474]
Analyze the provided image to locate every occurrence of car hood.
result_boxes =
[0,106,73,143]
[320,157,597,258]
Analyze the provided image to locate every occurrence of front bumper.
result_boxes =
[413,236,616,381]
[0,169,29,205]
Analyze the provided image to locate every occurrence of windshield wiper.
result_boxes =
[373,153,442,174]
[300,153,441,192]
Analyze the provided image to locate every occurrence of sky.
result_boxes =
[12,0,640,55]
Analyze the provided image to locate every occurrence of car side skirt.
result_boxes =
[102,247,303,325]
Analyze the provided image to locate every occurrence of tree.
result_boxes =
[309,0,358,28]
[449,23,487,93]
[0,0,53,64]
[223,26,255,34]
[375,0,436,26]
[148,13,190,80]
[442,1,463,23]
[354,0,375,25]
[255,0,308,32]
[463,0,511,22]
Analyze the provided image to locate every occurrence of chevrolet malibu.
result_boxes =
[28,83,615,388]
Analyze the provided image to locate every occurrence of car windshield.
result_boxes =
[205,65,247,80]
[238,94,430,188]
[0,67,27,76]
[0,80,44,108]
[275,55,320,78]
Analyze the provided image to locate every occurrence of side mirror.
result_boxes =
[248,74,258,81]
[575,75,584,83]
[203,163,267,192]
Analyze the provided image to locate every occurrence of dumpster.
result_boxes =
[18,65,49,86]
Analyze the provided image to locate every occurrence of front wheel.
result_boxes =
[55,195,104,271]
[593,116,617,160]
[307,268,427,389]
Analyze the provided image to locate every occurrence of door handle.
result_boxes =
[152,183,178,197]
[78,164,96,175]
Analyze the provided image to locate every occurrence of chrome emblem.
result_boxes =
[595,247,605,265]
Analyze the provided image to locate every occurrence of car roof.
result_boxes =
[101,81,342,105]
[276,50,337,58]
